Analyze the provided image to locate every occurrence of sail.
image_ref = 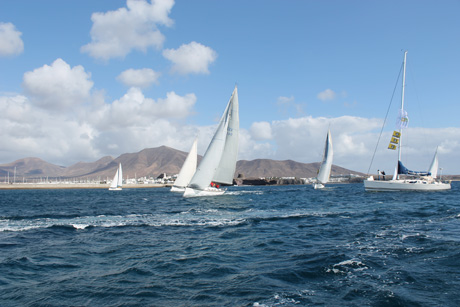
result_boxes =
[397,161,430,176]
[317,130,333,184]
[173,138,198,188]
[187,92,232,190]
[110,167,119,189]
[427,150,439,178]
[213,86,239,184]
[117,164,123,187]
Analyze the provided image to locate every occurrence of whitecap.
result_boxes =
[72,224,88,229]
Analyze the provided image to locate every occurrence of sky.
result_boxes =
[0,0,459,175]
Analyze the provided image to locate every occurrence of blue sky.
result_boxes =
[1,0,459,174]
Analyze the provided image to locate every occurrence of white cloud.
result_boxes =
[0,56,202,165]
[117,68,161,88]
[163,41,217,75]
[277,96,294,105]
[22,58,93,111]
[87,87,196,132]
[81,0,174,60]
[250,121,273,140]
[317,88,336,101]
[0,85,198,166]
[0,94,99,164]
[0,22,24,56]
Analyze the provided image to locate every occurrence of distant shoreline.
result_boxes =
[0,183,171,190]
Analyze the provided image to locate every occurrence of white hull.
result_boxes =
[108,187,122,191]
[364,177,451,191]
[170,186,186,193]
[313,183,325,189]
[183,187,226,197]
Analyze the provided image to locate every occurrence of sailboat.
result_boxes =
[171,138,198,192]
[364,52,451,191]
[313,129,333,189]
[183,86,239,197]
[108,163,123,191]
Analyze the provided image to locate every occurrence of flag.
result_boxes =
[397,109,409,129]
[390,137,399,144]
[388,143,397,150]
[392,131,401,138]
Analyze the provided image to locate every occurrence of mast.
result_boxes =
[397,51,408,177]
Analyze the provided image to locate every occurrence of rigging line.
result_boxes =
[366,62,404,175]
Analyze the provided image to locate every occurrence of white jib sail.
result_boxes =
[109,169,119,189]
[173,138,198,188]
[428,149,439,178]
[213,86,239,185]
[117,164,123,187]
[317,130,333,184]
[187,92,232,190]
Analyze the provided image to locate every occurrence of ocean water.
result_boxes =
[1,183,459,306]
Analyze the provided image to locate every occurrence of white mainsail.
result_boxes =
[109,163,122,190]
[184,86,239,196]
[428,149,439,179]
[314,129,333,188]
[213,87,239,184]
[171,138,198,191]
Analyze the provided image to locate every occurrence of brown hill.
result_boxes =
[62,156,114,178]
[99,146,202,179]
[235,159,361,179]
[0,157,65,179]
[0,146,362,180]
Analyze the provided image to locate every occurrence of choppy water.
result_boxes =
[1,183,459,306]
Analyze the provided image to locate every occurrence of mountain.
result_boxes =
[0,157,65,179]
[0,146,362,180]
[63,156,114,178]
[235,159,360,179]
[90,146,203,179]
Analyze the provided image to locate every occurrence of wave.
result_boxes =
[224,190,264,196]
[0,213,248,232]
[0,208,336,233]
[328,259,368,274]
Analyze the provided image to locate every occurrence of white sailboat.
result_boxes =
[364,52,451,192]
[183,86,239,197]
[313,129,333,189]
[171,138,198,193]
[109,163,123,191]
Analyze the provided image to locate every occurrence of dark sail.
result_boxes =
[398,160,430,176]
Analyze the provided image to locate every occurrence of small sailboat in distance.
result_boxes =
[183,86,239,197]
[313,129,333,189]
[171,138,198,193]
[109,163,123,191]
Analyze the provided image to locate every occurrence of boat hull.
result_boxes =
[108,187,122,191]
[364,178,451,191]
[170,186,186,193]
[183,187,226,197]
[313,183,325,189]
